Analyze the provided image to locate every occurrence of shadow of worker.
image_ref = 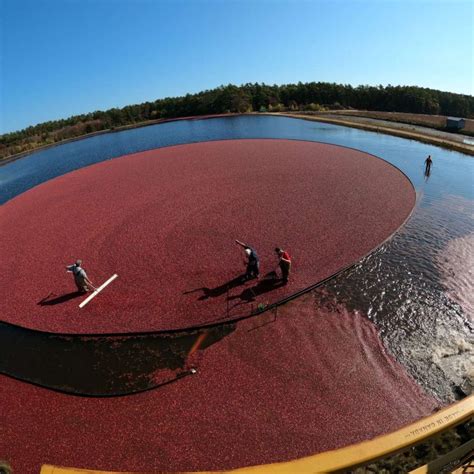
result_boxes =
[184,275,247,301]
[37,291,83,306]
[227,274,286,304]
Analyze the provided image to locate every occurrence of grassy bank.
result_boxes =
[319,110,474,135]
[2,111,473,166]
[275,112,474,156]
[0,114,234,166]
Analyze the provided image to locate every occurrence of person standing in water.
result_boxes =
[425,155,433,173]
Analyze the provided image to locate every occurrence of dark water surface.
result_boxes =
[1,115,472,401]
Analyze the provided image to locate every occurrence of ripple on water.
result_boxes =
[321,192,474,402]
[437,232,474,322]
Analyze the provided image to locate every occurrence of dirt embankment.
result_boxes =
[320,110,474,135]
[275,111,474,156]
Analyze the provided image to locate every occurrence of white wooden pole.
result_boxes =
[79,274,118,308]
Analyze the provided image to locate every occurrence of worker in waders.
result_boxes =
[235,240,260,280]
[275,247,291,283]
[425,155,433,173]
[66,259,95,293]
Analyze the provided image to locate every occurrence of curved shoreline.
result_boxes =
[0,114,239,167]
[1,112,472,167]
[273,112,474,156]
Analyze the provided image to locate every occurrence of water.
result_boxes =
[1,115,473,401]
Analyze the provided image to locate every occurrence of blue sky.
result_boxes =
[1,0,473,134]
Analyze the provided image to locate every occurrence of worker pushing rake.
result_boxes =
[235,240,292,284]
[66,259,117,308]
[235,240,260,281]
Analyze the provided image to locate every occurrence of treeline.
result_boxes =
[2,82,473,159]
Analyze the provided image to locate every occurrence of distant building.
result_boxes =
[446,117,466,131]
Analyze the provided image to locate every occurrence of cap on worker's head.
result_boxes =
[76,259,82,266]
[245,248,251,256]
[275,247,282,254]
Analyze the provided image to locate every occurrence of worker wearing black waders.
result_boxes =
[425,155,433,173]
[275,247,291,283]
[235,240,260,280]
[66,259,95,293]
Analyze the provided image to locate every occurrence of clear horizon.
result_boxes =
[2,0,473,134]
